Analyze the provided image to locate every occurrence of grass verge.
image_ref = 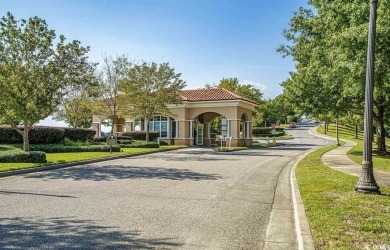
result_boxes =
[297,145,390,249]
[0,145,185,172]
[316,124,390,173]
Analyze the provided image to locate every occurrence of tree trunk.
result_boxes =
[111,116,115,137]
[336,118,340,146]
[355,125,358,139]
[23,125,30,152]
[145,118,150,142]
[324,117,327,134]
[375,107,387,154]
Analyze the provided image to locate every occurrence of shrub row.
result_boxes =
[121,131,159,141]
[0,151,47,163]
[119,143,159,148]
[0,126,96,144]
[252,127,285,135]
[64,128,95,142]
[24,144,121,153]
[92,136,132,143]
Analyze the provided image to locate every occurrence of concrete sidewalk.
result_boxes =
[309,127,390,187]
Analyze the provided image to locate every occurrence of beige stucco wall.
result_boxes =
[92,100,257,147]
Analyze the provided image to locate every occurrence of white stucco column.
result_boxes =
[167,117,171,139]
[246,121,252,138]
[175,121,179,138]
[189,120,193,138]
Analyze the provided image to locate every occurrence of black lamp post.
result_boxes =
[355,0,380,194]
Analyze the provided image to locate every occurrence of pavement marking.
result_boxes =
[290,149,317,250]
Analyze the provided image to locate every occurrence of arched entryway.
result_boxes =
[192,112,222,146]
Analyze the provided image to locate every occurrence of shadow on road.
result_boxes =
[0,190,76,198]
[24,165,222,182]
[0,217,182,249]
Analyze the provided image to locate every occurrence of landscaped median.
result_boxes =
[0,145,186,173]
[316,124,390,173]
[297,145,390,249]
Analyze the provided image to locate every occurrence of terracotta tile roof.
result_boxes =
[180,88,258,105]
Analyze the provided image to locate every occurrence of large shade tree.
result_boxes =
[94,55,133,136]
[0,12,96,151]
[121,62,186,142]
[280,0,390,153]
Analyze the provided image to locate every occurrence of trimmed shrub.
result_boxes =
[92,136,132,143]
[23,144,121,153]
[0,126,64,144]
[64,128,95,142]
[0,151,47,163]
[121,131,159,141]
[119,143,159,148]
[117,139,133,145]
[159,140,169,146]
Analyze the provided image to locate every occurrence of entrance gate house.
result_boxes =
[92,88,258,147]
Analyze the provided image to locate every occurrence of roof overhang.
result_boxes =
[167,99,258,111]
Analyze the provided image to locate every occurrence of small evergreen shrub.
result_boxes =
[117,139,133,145]
[0,151,47,163]
[64,128,95,142]
[121,131,159,141]
[119,143,159,148]
[159,140,169,145]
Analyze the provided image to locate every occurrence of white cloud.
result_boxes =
[242,79,267,93]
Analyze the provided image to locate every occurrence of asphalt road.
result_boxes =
[0,123,329,249]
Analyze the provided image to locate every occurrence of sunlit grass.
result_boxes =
[317,124,390,172]
[297,145,390,249]
[0,145,185,172]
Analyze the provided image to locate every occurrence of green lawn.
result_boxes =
[317,124,390,173]
[0,145,185,172]
[297,145,390,249]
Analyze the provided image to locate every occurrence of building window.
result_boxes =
[148,115,168,138]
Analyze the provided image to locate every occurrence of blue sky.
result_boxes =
[1,0,307,126]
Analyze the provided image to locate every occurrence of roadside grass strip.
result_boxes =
[317,124,390,173]
[297,145,390,249]
[0,145,185,172]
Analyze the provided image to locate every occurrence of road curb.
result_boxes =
[290,149,316,250]
[307,127,337,142]
[0,147,184,178]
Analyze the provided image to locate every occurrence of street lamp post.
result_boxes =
[355,0,380,194]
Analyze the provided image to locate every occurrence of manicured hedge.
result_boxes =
[24,144,121,153]
[64,128,95,142]
[252,127,285,135]
[0,126,96,144]
[119,143,159,148]
[121,131,159,141]
[0,126,64,144]
[117,139,133,145]
[92,136,132,143]
[0,151,47,163]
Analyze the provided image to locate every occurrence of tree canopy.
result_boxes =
[0,12,96,151]
[121,62,186,141]
[279,0,390,153]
